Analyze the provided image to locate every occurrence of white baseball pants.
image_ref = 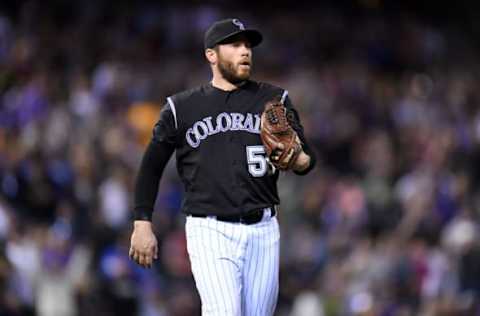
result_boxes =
[185,209,280,316]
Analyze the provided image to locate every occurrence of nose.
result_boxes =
[240,43,251,56]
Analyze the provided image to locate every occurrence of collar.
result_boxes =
[207,80,252,93]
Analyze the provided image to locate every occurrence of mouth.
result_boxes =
[239,61,251,69]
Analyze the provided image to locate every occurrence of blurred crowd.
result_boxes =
[0,1,480,316]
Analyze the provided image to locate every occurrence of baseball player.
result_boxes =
[129,18,316,315]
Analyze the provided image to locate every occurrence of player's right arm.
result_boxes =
[129,103,177,268]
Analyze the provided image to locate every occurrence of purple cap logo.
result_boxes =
[232,19,245,30]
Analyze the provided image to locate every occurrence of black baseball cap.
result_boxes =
[204,18,263,49]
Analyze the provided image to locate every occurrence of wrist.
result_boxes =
[292,151,310,172]
[133,208,153,222]
[134,220,153,229]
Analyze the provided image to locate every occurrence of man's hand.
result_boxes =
[269,134,310,173]
[129,220,158,268]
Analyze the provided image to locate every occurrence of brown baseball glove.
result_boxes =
[260,98,302,171]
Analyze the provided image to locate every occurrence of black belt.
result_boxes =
[190,207,276,225]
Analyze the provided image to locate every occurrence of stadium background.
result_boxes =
[0,0,480,315]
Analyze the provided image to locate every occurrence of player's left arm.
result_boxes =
[283,95,316,175]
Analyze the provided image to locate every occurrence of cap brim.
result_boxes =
[214,29,263,48]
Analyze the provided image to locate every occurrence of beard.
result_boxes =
[217,56,251,85]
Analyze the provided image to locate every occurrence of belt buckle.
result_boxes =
[241,208,264,225]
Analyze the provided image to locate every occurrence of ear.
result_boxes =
[205,48,217,65]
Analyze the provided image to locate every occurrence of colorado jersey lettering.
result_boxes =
[185,112,261,148]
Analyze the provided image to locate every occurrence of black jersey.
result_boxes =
[134,80,316,220]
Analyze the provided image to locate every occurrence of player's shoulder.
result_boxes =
[249,80,285,94]
[168,85,207,104]
[255,81,284,91]
[249,80,287,99]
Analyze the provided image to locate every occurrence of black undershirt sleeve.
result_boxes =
[284,95,317,175]
[133,103,177,221]
[133,140,174,221]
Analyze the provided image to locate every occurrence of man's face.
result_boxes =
[215,38,252,84]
